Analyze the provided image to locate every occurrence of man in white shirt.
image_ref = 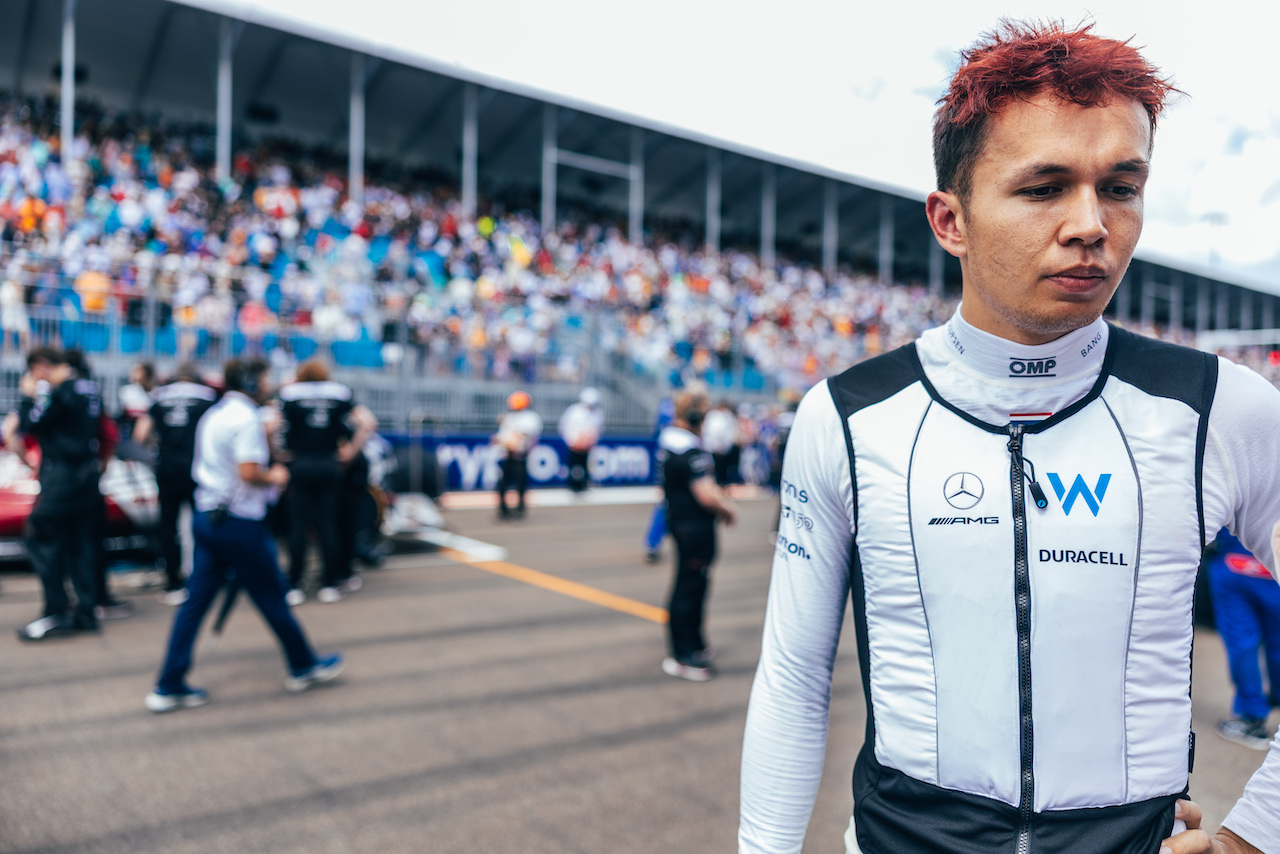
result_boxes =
[145,358,343,712]
[494,390,542,519]
[558,387,605,494]
[740,20,1279,854]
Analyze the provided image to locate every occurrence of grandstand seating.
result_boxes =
[0,93,1275,428]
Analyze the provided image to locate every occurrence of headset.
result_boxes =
[675,391,709,430]
[224,359,269,399]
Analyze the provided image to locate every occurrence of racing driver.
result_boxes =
[740,20,1280,854]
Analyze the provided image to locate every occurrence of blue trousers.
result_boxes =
[644,503,667,551]
[1208,557,1280,721]
[156,512,317,693]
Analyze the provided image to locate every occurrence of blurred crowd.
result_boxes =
[0,95,1275,400]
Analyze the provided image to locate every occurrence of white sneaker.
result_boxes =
[317,586,344,604]
[158,589,189,606]
[285,589,306,607]
[662,657,714,682]
[145,687,209,713]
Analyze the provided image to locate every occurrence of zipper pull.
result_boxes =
[1007,423,1049,510]
[1026,465,1049,510]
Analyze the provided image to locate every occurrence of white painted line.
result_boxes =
[406,529,508,562]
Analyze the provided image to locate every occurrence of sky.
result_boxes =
[206,0,1279,288]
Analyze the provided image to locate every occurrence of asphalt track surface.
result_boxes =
[0,495,1272,854]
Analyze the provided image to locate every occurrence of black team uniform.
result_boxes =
[280,380,355,597]
[17,372,104,639]
[660,424,719,673]
[149,378,217,594]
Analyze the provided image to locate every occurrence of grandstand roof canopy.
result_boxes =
[3,0,1278,306]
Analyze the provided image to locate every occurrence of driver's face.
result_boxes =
[928,92,1151,345]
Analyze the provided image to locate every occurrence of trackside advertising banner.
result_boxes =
[387,435,658,491]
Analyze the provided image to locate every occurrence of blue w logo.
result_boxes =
[1046,473,1112,517]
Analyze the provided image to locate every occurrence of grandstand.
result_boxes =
[0,0,1277,435]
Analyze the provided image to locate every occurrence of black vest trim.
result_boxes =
[852,764,1184,854]
[827,348,922,792]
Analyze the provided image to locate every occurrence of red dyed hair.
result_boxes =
[933,19,1180,203]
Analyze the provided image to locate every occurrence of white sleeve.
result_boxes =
[231,414,270,467]
[740,381,855,854]
[1203,358,1280,852]
[1204,358,1280,574]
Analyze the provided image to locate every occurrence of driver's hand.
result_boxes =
[1159,800,1262,854]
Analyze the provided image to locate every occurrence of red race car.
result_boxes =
[0,446,158,564]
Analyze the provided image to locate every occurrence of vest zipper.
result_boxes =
[1006,423,1035,854]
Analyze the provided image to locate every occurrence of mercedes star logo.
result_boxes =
[943,472,984,510]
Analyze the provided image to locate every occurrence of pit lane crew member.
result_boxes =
[278,359,376,604]
[133,364,217,605]
[145,358,343,712]
[10,347,104,640]
[493,391,542,519]
[659,389,735,681]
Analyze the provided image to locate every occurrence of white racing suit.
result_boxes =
[740,312,1280,854]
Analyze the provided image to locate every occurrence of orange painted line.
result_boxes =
[441,548,668,624]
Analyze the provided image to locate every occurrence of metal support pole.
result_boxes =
[216,17,234,181]
[1140,267,1155,328]
[1264,295,1275,332]
[1115,271,1131,323]
[349,52,366,208]
[1216,283,1230,330]
[60,0,76,163]
[541,104,557,236]
[14,0,37,99]
[461,83,479,219]
[1195,278,1210,334]
[629,127,644,244]
[1169,273,1183,334]
[822,179,838,278]
[878,195,895,284]
[1240,288,1254,331]
[705,149,721,253]
[929,242,944,297]
[761,163,776,270]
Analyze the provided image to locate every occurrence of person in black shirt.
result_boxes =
[278,360,376,604]
[9,348,105,640]
[133,364,217,604]
[658,389,736,681]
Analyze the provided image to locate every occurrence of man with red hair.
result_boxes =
[740,20,1279,854]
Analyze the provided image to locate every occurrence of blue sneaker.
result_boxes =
[145,686,209,713]
[285,653,345,693]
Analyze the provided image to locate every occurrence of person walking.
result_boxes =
[278,359,376,604]
[659,390,735,681]
[11,347,104,640]
[739,20,1280,854]
[132,364,217,605]
[558,387,604,494]
[1207,529,1280,751]
[145,358,343,712]
[494,390,542,519]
